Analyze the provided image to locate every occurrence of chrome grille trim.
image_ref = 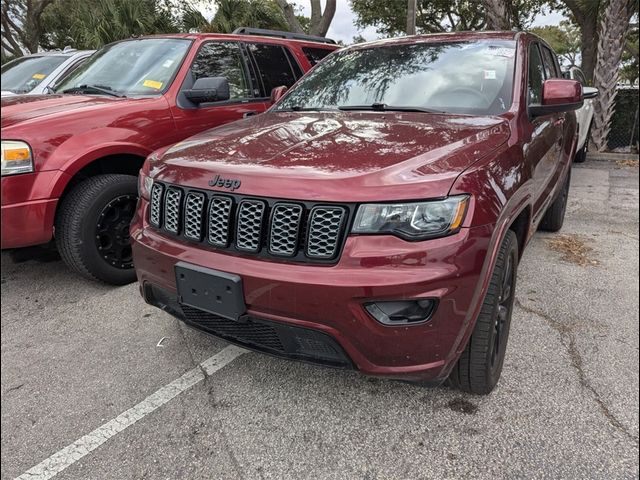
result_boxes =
[184,192,206,240]
[268,203,303,256]
[149,183,164,227]
[236,200,266,252]
[164,188,182,234]
[208,196,233,247]
[306,206,346,259]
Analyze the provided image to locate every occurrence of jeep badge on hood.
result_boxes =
[209,175,241,191]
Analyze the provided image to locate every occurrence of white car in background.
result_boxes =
[563,66,598,163]
[1,48,94,97]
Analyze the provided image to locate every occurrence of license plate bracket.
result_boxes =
[175,261,246,321]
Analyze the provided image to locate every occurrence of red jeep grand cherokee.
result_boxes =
[131,32,587,394]
[1,29,337,284]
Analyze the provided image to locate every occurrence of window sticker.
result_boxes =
[142,79,163,90]
[32,73,46,80]
[483,46,516,58]
[484,70,497,80]
[162,59,174,68]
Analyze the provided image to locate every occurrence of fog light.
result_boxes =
[364,299,436,326]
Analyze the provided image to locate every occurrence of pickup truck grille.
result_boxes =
[148,182,350,263]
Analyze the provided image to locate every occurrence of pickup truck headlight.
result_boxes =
[1,141,34,176]
[352,196,469,240]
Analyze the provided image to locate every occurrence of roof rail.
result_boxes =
[232,27,337,45]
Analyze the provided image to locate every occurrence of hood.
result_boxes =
[1,94,126,129]
[152,111,510,202]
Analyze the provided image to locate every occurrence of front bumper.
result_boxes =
[1,171,63,249]
[131,198,493,382]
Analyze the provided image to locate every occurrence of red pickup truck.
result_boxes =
[1,29,337,284]
[131,31,595,394]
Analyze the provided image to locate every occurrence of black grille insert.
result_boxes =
[140,283,352,369]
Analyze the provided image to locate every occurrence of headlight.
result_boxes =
[1,140,34,176]
[352,196,469,240]
[138,171,153,200]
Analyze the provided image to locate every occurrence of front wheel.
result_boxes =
[448,230,518,395]
[55,174,138,285]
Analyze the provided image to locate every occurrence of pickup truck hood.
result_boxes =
[152,111,510,202]
[1,94,126,128]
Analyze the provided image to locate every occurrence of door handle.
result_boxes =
[243,111,258,118]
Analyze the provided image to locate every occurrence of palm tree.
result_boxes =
[591,0,635,151]
[183,0,289,34]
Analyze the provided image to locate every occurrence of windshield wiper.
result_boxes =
[338,103,444,114]
[277,106,334,112]
[62,84,126,98]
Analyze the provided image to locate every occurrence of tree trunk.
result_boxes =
[274,0,305,33]
[591,0,634,152]
[579,17,599,84]
[275,0,336,37]
[406,0,416,35]
[482,0,511,30]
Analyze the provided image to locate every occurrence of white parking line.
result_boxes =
[16,345,247,480]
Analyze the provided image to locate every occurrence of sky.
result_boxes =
[306,2,567,44]
[200,1,567,44]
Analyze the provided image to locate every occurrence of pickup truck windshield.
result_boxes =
[276,40,517,116]
[1,55,67,93]
[55,38,191,97]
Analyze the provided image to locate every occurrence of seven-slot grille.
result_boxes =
[148,182,348,262]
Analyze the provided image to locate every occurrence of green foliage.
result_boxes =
[41,0,179,50]
[530,21,581,66]
[350,0,550,36]
[183,0,289,33]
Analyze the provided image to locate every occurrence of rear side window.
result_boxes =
[302,47,333,66]
[248,43,301,96]
[540,46,559,78]
[190,42,251,100]
[528,44,545,104]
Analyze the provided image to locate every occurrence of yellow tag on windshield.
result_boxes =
[143,80,163,90]
[32,73,46,80]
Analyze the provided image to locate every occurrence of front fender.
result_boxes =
[43,127,153,198]
[441,143,534,375]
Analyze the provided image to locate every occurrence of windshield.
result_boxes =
[276,40,517,116]
[1,55,67,93]
[55,38,191,96]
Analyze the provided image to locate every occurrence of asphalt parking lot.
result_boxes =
[1,159,638,480]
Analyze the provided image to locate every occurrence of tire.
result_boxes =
[55,174,138,285]
[539,169,571,232]
[448,230,518,395]
[574,122,592,163]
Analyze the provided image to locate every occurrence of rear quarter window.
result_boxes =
[302,47,334,66]
[248,43,302,96]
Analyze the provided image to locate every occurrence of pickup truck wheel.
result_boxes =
[55,174,138,285]
[447,230,518,395]
[539,169,571,232]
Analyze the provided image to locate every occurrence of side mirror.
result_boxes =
[270,85,288,104]
[583,86,599,99]
[530,79,583,117]
[184,77,230,104]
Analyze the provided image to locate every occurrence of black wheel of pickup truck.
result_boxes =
[448,229,518,395]
[55,174,138,285]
